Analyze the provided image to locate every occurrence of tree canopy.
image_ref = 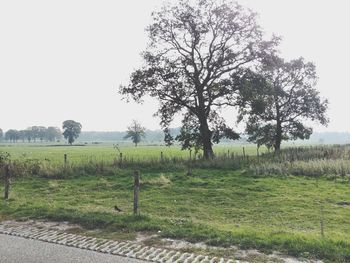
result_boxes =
[120,0,278,159]
[5,129,20,142]
[46,127,62,142]
[238,55,328,151]
[62,120,82,145]
[2,126,62,143]
[124,120,146,147]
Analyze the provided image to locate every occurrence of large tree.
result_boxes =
[120,0,277,159]
[238,55,328,152]
[124,120,146,147]
[62,120,82,145]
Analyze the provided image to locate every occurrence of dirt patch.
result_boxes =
[1,220,82,232]
[337,201,350,207]
[134,234,322,263]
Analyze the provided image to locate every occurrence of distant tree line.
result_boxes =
[0,126,62,143]
[1,124,348,145]
[0,120,82,145]
[72,128,249,144]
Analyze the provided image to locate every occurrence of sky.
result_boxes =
[0,0,349,132]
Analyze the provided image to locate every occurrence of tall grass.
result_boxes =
[263,144,350,161]
[2,144,350,179]
[250,144,350,178]
[0,153,250,179]
[248,159,350,179]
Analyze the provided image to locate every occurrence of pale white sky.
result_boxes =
[0,0,349,132]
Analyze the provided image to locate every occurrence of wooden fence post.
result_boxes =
[242,147,246,160]
[133,170,140,216]
[160,151,164,162]
[64,154,67,166]
[4,164,11,200]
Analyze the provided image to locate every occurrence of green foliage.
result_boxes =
[0,152,10,167]
[46,127,62,142]
[239,55,328,152]
[62,120,82,145]
[175,114,202,153]
[3,126,62,143]
[163,128,174,147]
[124,120,145,147]
[175,113,240,154]
[120,0,278,158]
[5,129,20,142]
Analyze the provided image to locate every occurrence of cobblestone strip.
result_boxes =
[0,223,237,263]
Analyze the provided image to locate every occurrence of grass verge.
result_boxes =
[1,168,350,262]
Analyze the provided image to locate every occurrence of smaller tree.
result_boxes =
[19,130,27,142]
[5,129,20,143]
[239,55,328,152]
[0,128,3,141]
[30,126,40,142]
[124,120,146,147]
[46,127,62,142]
[24,129,33,143]
[62,120,82,145]
[37,126,47,142]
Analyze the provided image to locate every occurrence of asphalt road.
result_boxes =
[0,234,146,263]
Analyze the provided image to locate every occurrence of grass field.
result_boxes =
[1,143,350,262]
[0,143,262,164]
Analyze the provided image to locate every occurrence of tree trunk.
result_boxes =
[199,117,214,159]
[274,120,282,153]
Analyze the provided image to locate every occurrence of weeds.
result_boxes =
[249,158,350,178]
[1,153,250,179]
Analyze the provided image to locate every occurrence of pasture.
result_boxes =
[1,143,350,262]
[0,142,262,164]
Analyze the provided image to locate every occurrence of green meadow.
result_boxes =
[0,143,262,163]
[1,143,350,262]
